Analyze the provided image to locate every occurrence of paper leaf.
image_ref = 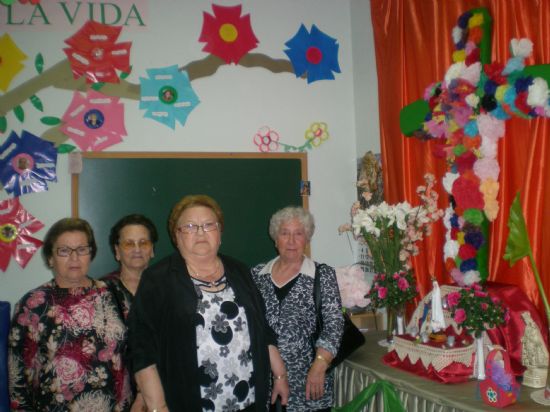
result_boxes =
[91,82,105,91]
[41,116,62,126]
[57,144,77,153]
[120,66,132,79]
[0,117,6,133]
[503,193,532,266]
[30,95,44,112]
[35,53,44,74]
[13,105,24,122]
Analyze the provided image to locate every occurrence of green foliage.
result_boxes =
[91,82,105,91]
[503,193,531,265]
[332,380,405,412]
[119,65,133,80]
[57,144,77,154]
[35,53,44,74]
[30,94,44,112]
[0,116,6,133]
[40,116,62,126]
[13,105,24,122]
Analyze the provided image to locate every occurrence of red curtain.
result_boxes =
[370,0,550,317]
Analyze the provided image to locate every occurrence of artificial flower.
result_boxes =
[305,122,329,147]
[253,126,280,152]
[0,33,27,92]
[0,130,57,196]
[446,283,507,337]
[199,4,258,64]
[335,264,371,309]
[61,90,126,151]
[64,20,131,84]
[284,24,341,84]
[0,197,43,271]
[139,65,200,129]
[366,270,417,311]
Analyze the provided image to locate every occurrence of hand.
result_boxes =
[129,392,147,412]
[271,376,289,406]
[305,360,327,400]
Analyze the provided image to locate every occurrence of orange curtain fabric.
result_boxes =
[370,0,550,317]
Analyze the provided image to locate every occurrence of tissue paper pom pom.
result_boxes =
[510,38,533,58]
[474,158,500,181]
[452,26,464,44]
[502,56,524,75]
[463,270,481,286]
[484,199,500,221]
[460,258,477,272]
[527,77,549,107]
[445,62,466,84]
[461,62,481,86]
[463,208,484,225]
[480,178,499,198]
[444,239,459,260]
[477,114,505,139]
[443,172,459,193]
[459,243,477,260]
[445,257,457,272]
[450,268,465,285]
[453,49,466,63]
[452,175,484,210]
[464,230,484,249]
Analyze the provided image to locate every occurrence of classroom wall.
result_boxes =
[0,0,380,309]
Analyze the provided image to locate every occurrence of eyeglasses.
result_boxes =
[56,246,92,257]
[177,222,219,234]
[119,239,152,251]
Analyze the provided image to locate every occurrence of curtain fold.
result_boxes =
[370,0,550,318]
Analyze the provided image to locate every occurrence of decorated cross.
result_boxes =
[399,8,550,285]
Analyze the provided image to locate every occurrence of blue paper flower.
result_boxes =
[284,24,341,84]
[139,65,200,129]
[0,130,57,197]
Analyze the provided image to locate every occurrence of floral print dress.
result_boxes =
[8,279,132,411]
[252,257,343,412]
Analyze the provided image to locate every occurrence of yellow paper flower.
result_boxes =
[305,122,329,147]
[0,33,27,92]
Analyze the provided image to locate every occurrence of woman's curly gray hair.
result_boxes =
[269,206,315,241]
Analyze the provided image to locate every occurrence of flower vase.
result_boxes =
[475,335,486,380]
[395,306,405,336]
[386,307,395,343]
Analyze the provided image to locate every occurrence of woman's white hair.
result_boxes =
[269,206,315,241]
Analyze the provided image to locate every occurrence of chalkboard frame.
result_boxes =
[71,152,308,276]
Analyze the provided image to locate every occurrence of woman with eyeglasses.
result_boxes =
[8,217,134,411]
[128,194,289,412]
[102,214,158,320]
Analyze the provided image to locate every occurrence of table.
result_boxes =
[334,331,548,411]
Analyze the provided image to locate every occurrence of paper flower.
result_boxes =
[0,130,57,196]
[305,122,329,147]
[63,20,131,84]
[0,33,27,92]
[0,197,43,271]
[139,65,200,129]
[336,264,371,309]
[284,24,341,83]
[199,4,259,64]
[253,126,279,152]
[61,90,126,151]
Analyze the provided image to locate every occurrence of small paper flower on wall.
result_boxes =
[0,33,27,92]
[253,126,280,152]
[305,122,329,147]
[0,197,44,271]
[0,130,57,197]
[61,90,127,151]
[18,0,41,4]
[63,20,131,84]
[140,65,200,129]
[199,4,259,64]
[284,24,341,83]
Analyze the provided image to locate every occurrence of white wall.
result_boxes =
[0,1,380,310]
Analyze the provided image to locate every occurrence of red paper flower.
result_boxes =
[199,4,259,64]
[64,20,131,84]
[452,174,484,210]
[0,197,43,271]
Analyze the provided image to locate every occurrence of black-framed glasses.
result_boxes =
[119,239,152,251]
[56,246,92,257]
[177,222,219,234]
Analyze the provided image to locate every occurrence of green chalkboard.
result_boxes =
[71,152,307,278]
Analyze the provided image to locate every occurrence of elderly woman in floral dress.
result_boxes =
[8,218,133,411]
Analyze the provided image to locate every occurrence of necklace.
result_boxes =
[187,258,221,287]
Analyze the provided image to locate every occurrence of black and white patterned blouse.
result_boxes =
[251,257,343,412]
[192,275,255,411]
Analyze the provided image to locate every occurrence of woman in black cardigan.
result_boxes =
[128,194,288,411]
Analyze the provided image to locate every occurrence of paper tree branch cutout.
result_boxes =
[64,20,131,84]
[285,24,341,83]
[61,90,127,151]
[0,5,340,145]
[0,130,57,196]
[503,193,550,322]
[199,4,259,64]
[400,7,550,284]
[0,197,44,271]
[140,65,200,129]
